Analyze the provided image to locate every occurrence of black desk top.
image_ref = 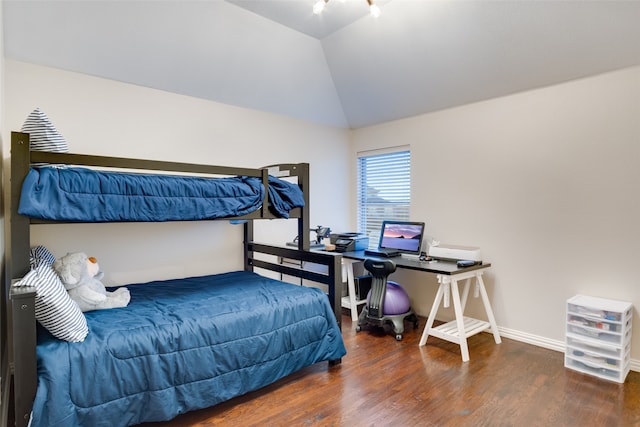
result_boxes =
[340,250,490,276]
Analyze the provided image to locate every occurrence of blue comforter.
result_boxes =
[18,167,304,222]
[31,271,346,427]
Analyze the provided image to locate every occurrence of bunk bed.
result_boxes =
[8,131,346,427]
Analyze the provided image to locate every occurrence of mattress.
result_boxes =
[18,166,305,222]
[31,271,346,427]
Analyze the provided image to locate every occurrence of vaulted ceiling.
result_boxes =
[4,0,640,129]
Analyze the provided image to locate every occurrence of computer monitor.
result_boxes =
[377,220,425,255]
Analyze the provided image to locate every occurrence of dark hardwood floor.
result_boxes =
[140,312,640,426]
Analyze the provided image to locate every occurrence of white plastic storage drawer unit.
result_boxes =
[565,294,632,383]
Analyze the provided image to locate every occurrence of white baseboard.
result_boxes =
[496,326,640,373]
[497,326,566,352]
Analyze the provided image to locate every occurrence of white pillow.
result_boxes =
[21,108,70,153]
[14,264,88,343]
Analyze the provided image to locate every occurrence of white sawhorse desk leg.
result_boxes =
[419,270,501,362]
[342,258,366,322]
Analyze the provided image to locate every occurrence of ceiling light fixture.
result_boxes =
[313,0,381,18]
[366,0,381,18]
[313,0,328,15]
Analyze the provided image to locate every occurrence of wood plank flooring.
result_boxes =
[139,312,640,426]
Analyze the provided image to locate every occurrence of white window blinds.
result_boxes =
[357,148,411,248]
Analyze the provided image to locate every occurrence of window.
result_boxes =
[357,147,411,247]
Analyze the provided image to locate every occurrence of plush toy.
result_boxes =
[53,252,130,312]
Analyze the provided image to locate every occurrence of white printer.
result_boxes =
[428,243,482,262]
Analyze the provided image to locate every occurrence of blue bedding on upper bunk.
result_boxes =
[18,166,305,222]
[31,271,346,427]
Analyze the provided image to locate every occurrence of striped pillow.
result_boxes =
[21,108,70,153]
[29,245,56,269]
[14,264,88,342]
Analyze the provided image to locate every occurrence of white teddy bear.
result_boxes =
[53,252,130,312]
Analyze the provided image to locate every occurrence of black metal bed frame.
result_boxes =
[7,131,343,427]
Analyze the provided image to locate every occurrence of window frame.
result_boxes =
[356,146,411,248]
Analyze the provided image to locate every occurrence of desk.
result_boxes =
[341,251,501,362]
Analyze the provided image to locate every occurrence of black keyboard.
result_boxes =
[364,249,400,258]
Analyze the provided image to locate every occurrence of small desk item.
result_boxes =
[341,251,501,361]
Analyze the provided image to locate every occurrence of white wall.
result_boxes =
[352,66,640,361]
[5,59,640,366]
[3,60,351,285]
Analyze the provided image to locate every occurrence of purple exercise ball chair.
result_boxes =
[367,280,411,315]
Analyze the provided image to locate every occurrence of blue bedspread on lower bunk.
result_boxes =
[18,166,305,222]
[31,271,346,427]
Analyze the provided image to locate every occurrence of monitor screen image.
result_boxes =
[378,220,425,254]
